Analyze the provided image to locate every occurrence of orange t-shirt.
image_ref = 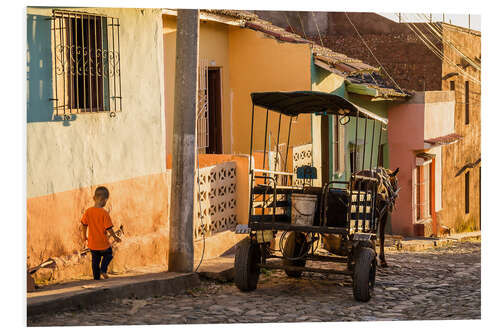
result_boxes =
[81,207,113,250]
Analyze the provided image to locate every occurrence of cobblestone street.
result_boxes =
[28,241,481,326]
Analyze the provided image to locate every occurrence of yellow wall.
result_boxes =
[164,16,312,157]
[163,15,232,155]
[228,26,312,155]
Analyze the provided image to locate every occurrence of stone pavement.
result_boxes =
[27,240,481,325]
[27,271,200,316]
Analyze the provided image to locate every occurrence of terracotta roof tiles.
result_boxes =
[424,133,463,146]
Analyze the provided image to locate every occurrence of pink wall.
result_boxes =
[388,98,425,236]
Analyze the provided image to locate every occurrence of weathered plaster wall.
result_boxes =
[228,26,312,155]
[27,172,171,281]
[27,7,168,282]
[424,91,455,140]
[27,8,166,198]
[439,24,481,233]
[163,15,232,155]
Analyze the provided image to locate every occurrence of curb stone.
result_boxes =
[27,272,200,317]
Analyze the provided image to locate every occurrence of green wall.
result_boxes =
[310,59,394,232]
[343,93,390,179]
[310,64,391,186]
[310,63,345,183]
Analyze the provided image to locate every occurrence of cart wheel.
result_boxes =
[283,232,307,278]
[352,247,376,302]
[234,238,261,291]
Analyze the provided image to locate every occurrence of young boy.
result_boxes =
[81,186,121,280]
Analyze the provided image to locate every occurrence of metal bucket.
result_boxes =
[291,194,317,226]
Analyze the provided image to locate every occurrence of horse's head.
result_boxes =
[352,167,400,206]
[385,167,400,203]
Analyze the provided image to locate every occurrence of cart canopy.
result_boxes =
[251,91,388,124]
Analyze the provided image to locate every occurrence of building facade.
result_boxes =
[27,8,170,281]
[254,11,481,235]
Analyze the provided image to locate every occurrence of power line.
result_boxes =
[296,12,308,39]
[401,14,480,83]
[283,12,296,35]
[344,12,404,94]
[421,20,481,71]
[311,12,324,47]
[401,14,480,84]
[402,13,480,72]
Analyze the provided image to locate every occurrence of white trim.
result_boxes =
[416,157,433,166]
[162,9,244,27]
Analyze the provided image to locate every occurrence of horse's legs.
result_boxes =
[379,212,388,268]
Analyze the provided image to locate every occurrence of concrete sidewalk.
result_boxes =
[388,231,481,252]
[28,271,200,316]
[28,231,480,317]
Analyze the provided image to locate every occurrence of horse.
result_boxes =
[352,167,400,267]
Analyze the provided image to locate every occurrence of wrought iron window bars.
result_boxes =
[50,10,122,118]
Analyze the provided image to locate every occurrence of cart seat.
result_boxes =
[321,188,349,228]
[349,190,375,232]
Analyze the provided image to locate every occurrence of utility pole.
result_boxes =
[168,9,199,273]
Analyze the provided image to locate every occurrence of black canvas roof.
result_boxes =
[250,91,388,124]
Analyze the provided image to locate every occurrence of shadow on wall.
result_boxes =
[27,14,76,126]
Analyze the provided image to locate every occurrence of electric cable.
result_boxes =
[344,12,405,94]
[297,12,308,39]
[407,21,480,83]
[415,15,481,71]
[283,12,296,35]
[311,12,324,47]
[400,13,480,83]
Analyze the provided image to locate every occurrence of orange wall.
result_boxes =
[27,161,250,283]
[27,173,171,282]
[228,26,312,155]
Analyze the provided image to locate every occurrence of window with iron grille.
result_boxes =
[51,10,122,117]
[197,59,209,151]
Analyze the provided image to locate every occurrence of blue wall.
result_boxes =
[27,14,57,123]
